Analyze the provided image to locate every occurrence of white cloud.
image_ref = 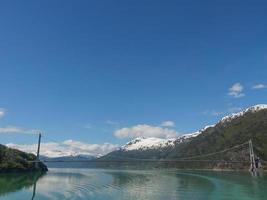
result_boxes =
[228,83,245,98]
[114,124,178,139]
[0,108,6,118]
[6,140,118,158]
[160,121,175,127]
[252,84,266,90]
[0,126,39,134]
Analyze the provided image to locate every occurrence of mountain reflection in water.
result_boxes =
[0,169,266,200]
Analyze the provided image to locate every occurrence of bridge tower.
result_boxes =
[249,139,256,172]
[36,133,41,160]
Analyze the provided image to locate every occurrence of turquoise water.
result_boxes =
[0,168,266,200]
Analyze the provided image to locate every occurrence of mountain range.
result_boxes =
[100,104,267,170]
[2,104,267,170]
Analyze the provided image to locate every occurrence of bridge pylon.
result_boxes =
[36,133,41,161]
[249,139,256,172]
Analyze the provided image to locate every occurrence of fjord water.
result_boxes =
[0,169,266,200]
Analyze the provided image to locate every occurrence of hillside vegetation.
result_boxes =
[168,109,267,160]
[0,144,47,173]
[101,106,267,170]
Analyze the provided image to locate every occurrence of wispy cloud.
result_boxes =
[114,124,178,139]
[227,107,242,113]
[228,83,245,98]
[0,126,40,134]
[202,107,242,117]
[0,108,6,118]
[252,83,266,90]
[106,120,119,125]
[6,140,118,158]
[84,123,92,129]
[202,110,224,116]
[160,121,175,127]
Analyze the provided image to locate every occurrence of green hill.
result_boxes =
[0,144,47,173]
[168,108,267,160]
[101,105,267,170]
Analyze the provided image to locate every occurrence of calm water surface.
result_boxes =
[0,168,266,200]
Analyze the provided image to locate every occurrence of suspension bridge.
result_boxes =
[20,133,260,172]
[2,133,260,200]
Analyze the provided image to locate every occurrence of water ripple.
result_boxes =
[1,169,266,200]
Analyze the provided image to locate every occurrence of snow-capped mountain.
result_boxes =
[119,129,210,152]
[220,104,267,123]
[118,127,212,152]
[118,121,223,152]
[119,131,201,151]
[117,117,233,152]
[177,105,267,141]
[102,104,267,160]
[99,104,267,170]
[120,137,176,151]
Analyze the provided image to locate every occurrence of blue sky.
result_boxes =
[0,0,267,153]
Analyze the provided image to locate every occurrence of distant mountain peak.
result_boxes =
[120,137,176,151]
[120,131,202,152]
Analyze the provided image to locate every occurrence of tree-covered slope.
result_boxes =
[100,105,267,169]
[0,144,47,173]
[168,108,267,160]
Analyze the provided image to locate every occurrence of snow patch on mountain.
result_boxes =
[120,137,176,151]
[188,124,216,137]
[119,123,219,152]
[120,130,205,152]
[113,104,267,153]
[220,104,267,123]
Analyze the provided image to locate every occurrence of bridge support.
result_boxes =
[249,139,256,172]
[36,133,41,160]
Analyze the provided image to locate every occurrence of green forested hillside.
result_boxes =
[102,108,267,170]
[168,109,267,160]
[0,144,47,173]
